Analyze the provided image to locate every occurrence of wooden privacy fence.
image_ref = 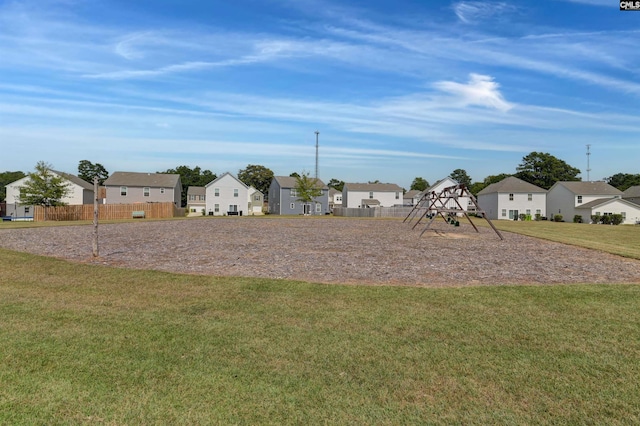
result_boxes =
[34,202,184,221]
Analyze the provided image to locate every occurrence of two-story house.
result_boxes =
[342,183,403,208]
[205,172,249,216]
[477,176,547,220]
[268,176,329,215]
[547,181,623,223]
[103,172,182,205]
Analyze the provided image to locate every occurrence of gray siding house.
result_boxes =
[268,176,329,215]
[103,172,182,205]
[623,186,640,206]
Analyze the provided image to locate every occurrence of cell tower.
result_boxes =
[586,144,591,181]
[314,130,320,181]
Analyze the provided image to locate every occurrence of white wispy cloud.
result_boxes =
[433,73,513,112]
[452,1,517,24]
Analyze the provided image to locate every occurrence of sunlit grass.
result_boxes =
[1,248,639,424]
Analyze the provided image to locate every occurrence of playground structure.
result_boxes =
[404,184,504,240]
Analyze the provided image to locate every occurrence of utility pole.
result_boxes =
[314,130,320,181]
[92,176,99,257]
[586,144,591,181]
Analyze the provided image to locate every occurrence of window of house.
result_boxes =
[254,195,261,201]
[577,195,583,204]
[234,189,239,198]
[621,212,626,220]
[509,193,514,201]
[595,211,600,216]
[536,209,541,215]
[214,188,220,197]
[290,203,295,209]
[395,192,399,200]
[528,193,532,201]
[199,195,205,201]
[24,207,30,214]
[369,191,373,199]
[290,189,298,197]
[229,205,238,212]
[160,188,165,194]
[143,187,150,197]
[316,203,321,213]
[501,209,506,217]
[189,194,196,201]
[190,208,195,213]
[214,204,219,213]
[120,186,127,196]
[526,209,531,215]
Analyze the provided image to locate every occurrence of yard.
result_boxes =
[1,217,640,424]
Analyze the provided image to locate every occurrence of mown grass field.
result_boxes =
[1,218,640,423]
[487,219,640,260]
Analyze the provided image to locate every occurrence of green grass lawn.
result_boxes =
[485,219,640,260]
[1,247,640,424]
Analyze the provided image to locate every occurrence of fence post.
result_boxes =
[92,177,99,257]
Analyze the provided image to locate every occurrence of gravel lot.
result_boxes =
[1,217,639,287]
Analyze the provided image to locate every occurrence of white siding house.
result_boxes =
[205,172,249,216]
[248,186,264,215]
[5,171,94,218]
[575,198,640,225]
[187,186,206,216]
[342,183,403,208]
[477,176,547,220]
[547,181,623,222]
[421,177,469,215]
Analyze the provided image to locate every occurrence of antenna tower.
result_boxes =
[314,130,320,181]
[586,144,591,181]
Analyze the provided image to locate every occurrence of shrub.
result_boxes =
[535,213,541,221]
[601,215,612,225]
[519,213,527,221]
[573,215,583,223]
[554,214,563,222]
[591,214,601,224]
[611,214,624,225]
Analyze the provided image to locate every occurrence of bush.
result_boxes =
[519,213,527,221]
[573,215,583,223]
[591,214,601,224]
[611,214,624,225]
[601,215,612,225]
[535,213,541,221]
[554,214,563,222]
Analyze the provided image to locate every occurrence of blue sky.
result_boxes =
[1,0,638,188]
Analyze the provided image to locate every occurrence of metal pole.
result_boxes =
[92,177,99,257]
[314,130,320,181]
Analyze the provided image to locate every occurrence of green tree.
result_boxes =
[605,173,640,191]
[327,178,345,192]
[17,161,71,210]
[449,169,472,187]
[238,164,274,197]
[410,177,429,191]
[77,160,109,185]
[159,165,216,207]
[295,172,323,214]
[0,170,26,202]
[515,152,580,190]
[289,172,300,178]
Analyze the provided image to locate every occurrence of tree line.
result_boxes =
[2,153,639,206]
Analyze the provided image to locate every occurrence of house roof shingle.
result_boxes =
[344,182,403,192]
[478,176,546,195]
[623,185,640,198]
[104,172,181,188]
[273,176,327,189]
[552,181,622,196]
[576,197,639,210]
[53,170,94,191]
[187,186,206,196]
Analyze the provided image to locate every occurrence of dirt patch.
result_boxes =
[1,217,639,287]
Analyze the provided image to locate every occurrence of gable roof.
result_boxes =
[344,182,402,192]
[205,172,249,189]
[623,185,640,198]
[478,176,546,195]
[426,177,458,193]
[550,181,622,196]
[575,197,640,210]
[187,186,206,196]
[404,190,421,199]
[104,172,181,188]
[53,170,94,191]
[273,176,327,189]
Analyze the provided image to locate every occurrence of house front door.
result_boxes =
[509,210,518,220]
[303,204,311,215]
